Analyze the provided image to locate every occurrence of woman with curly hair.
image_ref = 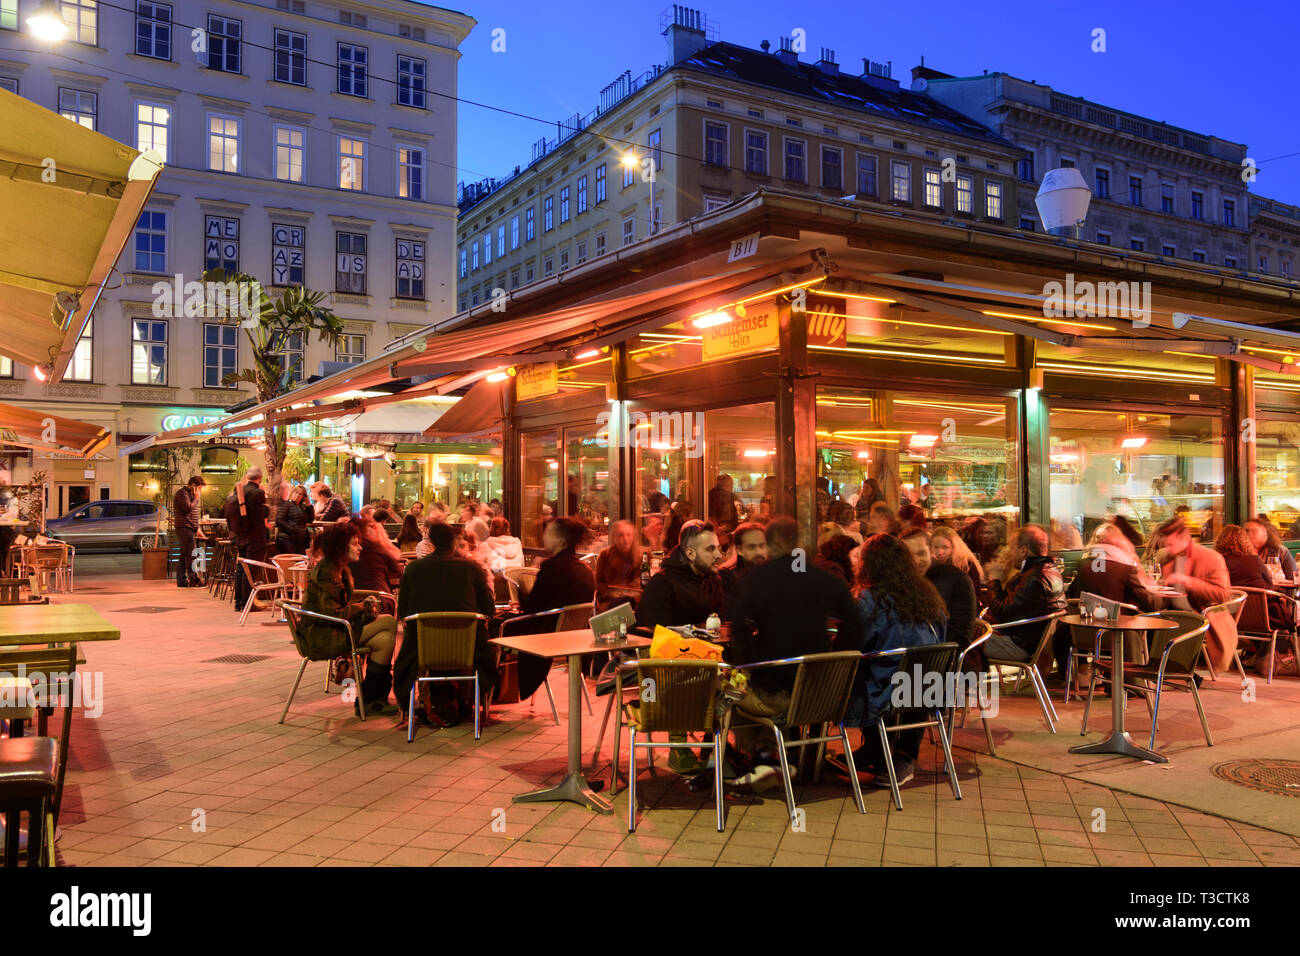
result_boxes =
[834,534,946,787]
[1215,523,1288,627]
[300,522,399,716]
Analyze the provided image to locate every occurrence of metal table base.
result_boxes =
[1070,626,1168,763]
[511,653,613,813]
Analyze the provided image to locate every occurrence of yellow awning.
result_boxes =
[0,88,163,382]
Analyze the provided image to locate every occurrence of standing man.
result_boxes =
[172,475,206,588]
[707,474,739,534]
[231,468,269,609]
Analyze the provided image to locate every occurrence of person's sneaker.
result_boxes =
[823,748,876,778]
[668,748,705,776]
[869,760,914,788]
[728,764,782,792]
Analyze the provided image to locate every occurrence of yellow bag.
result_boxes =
[649,625,723,661]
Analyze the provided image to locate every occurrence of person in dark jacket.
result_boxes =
[718,521,767,618]
[707,474,740,534]
[815,533,859,585]
[231,468,269,610]
[1216,524,1289,625]
[730,519,863,763]
[172,475,205,588]
[349,514,402,594]
[984,524,1067,676]
[315,485,349,522]
[301,523,398,716]
[1245,518,1297,581]
[511,517,597,700]
[594,519,642,613]
[1066,523,1156,676]
[835,533,946,786]
[275,484,313,554]
[902,530,976,651]
[393,522,496,720]
[635,520,724,630]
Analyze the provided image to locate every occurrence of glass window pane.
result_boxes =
[521,430,560,548]
[704,403,776,535]
[565,424,611,546]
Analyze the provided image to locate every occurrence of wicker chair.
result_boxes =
[279,603,370,723]
[403,612,491,741]
[731,651,867,821]
[503,566,539,603]
[614,659,729,832]
[1232,586,1299,684]
[1083,610,1213,749]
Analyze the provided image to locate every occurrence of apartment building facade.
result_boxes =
[0,0,470,513]
[455,9,1026,311]
[1250,195,1300,280]
[916,67,1251,266]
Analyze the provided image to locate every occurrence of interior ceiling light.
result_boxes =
[693,311,732,329]
[1121,436,1148,449]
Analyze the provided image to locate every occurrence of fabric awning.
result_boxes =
[0,401,111,457]
[423,378,504,439]
[0,88,163,381]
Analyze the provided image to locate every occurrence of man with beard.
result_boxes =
[718,521,767,618]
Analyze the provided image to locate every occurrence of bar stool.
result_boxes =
[0,736,59,867]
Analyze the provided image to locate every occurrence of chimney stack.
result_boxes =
[775,35,798,67]
[816,47,838,76]
[663,5,710,64]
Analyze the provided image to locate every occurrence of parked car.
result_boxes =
[45,500,164,552]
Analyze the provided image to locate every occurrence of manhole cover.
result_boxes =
[1211,759,1300,797]
[117,606,184,614]
[201,654,272,664]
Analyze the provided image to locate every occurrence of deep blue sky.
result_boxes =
[446,0,1300,206]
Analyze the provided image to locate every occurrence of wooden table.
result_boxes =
[0,602,119,853]
[1061,613,1177,763]
[490,628,650,813]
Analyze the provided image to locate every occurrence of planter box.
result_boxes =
[141,547,169,580]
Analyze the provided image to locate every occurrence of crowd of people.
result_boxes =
[184,465,1298,784]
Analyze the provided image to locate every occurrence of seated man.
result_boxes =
[731,518,863,778]
[718,521,767,619]
[394,523,497,725]
[984,524,1067,678]
[635,520,724,631]
[1154,515,1233,669]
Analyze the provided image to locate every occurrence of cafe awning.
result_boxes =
[0,88,164,382]
[0,401,111,457]
[423,378,504,440]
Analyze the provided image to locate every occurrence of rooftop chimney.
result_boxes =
[816,47,838,76]
[775,35,798,67]
[663,5,709,64]
[860,58,898,90]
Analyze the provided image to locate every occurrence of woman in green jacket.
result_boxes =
[302,522,398,716]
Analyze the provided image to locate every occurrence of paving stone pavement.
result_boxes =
[28,556,1300,867]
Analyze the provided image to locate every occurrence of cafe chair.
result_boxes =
[403,612,491,742]
[1083,611,1213,750]
[497,608,565,724]
[1063,596,1140,704]
[862,642,963,811]
[1197,591,1247,681]
[614,659,730,832]
[981,610,1066,733]
[556,603,595,715]
[1232,586,1300,684]
[237,558,288,626]
[503,566,538,603]
[0,644,80,829]
[0,736,59,867]
[279,603,370,723]
[731,651,867,821]
[946,620,997,758]
[26,543,71,594]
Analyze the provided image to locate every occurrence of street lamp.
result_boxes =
[27,0,67,42]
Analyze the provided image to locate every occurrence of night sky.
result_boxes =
[448,0,1300,206]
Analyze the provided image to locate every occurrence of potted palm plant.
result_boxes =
[139,447,195,580]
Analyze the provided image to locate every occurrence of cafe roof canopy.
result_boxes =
[0,89,163,382]
[132,187,1300,449]
[0,401,111,458]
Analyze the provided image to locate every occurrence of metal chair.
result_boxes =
[1232,585,1300,684]
[1063,595,1139,703]
[403,611,491,741]
[981,610,1066,732]
[947,620,997,757]
[555,602,595,715]
[731,651,867,822]
[503,566,538,603]
[1083,610,1213,750]
[614,659,729,832]
[26,544,71,594]
[497,608,565,723]
[279,603,369,723]
[237,558,287,626]
[863,643,963,811]
[1198,591,1247,681]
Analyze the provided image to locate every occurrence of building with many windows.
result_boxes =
[1250,195,1300,281]
[455,7,1026,311]
[0,0,470,512]
[914,65,1251,266]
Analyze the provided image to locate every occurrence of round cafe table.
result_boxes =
[1062,613,1178,763]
